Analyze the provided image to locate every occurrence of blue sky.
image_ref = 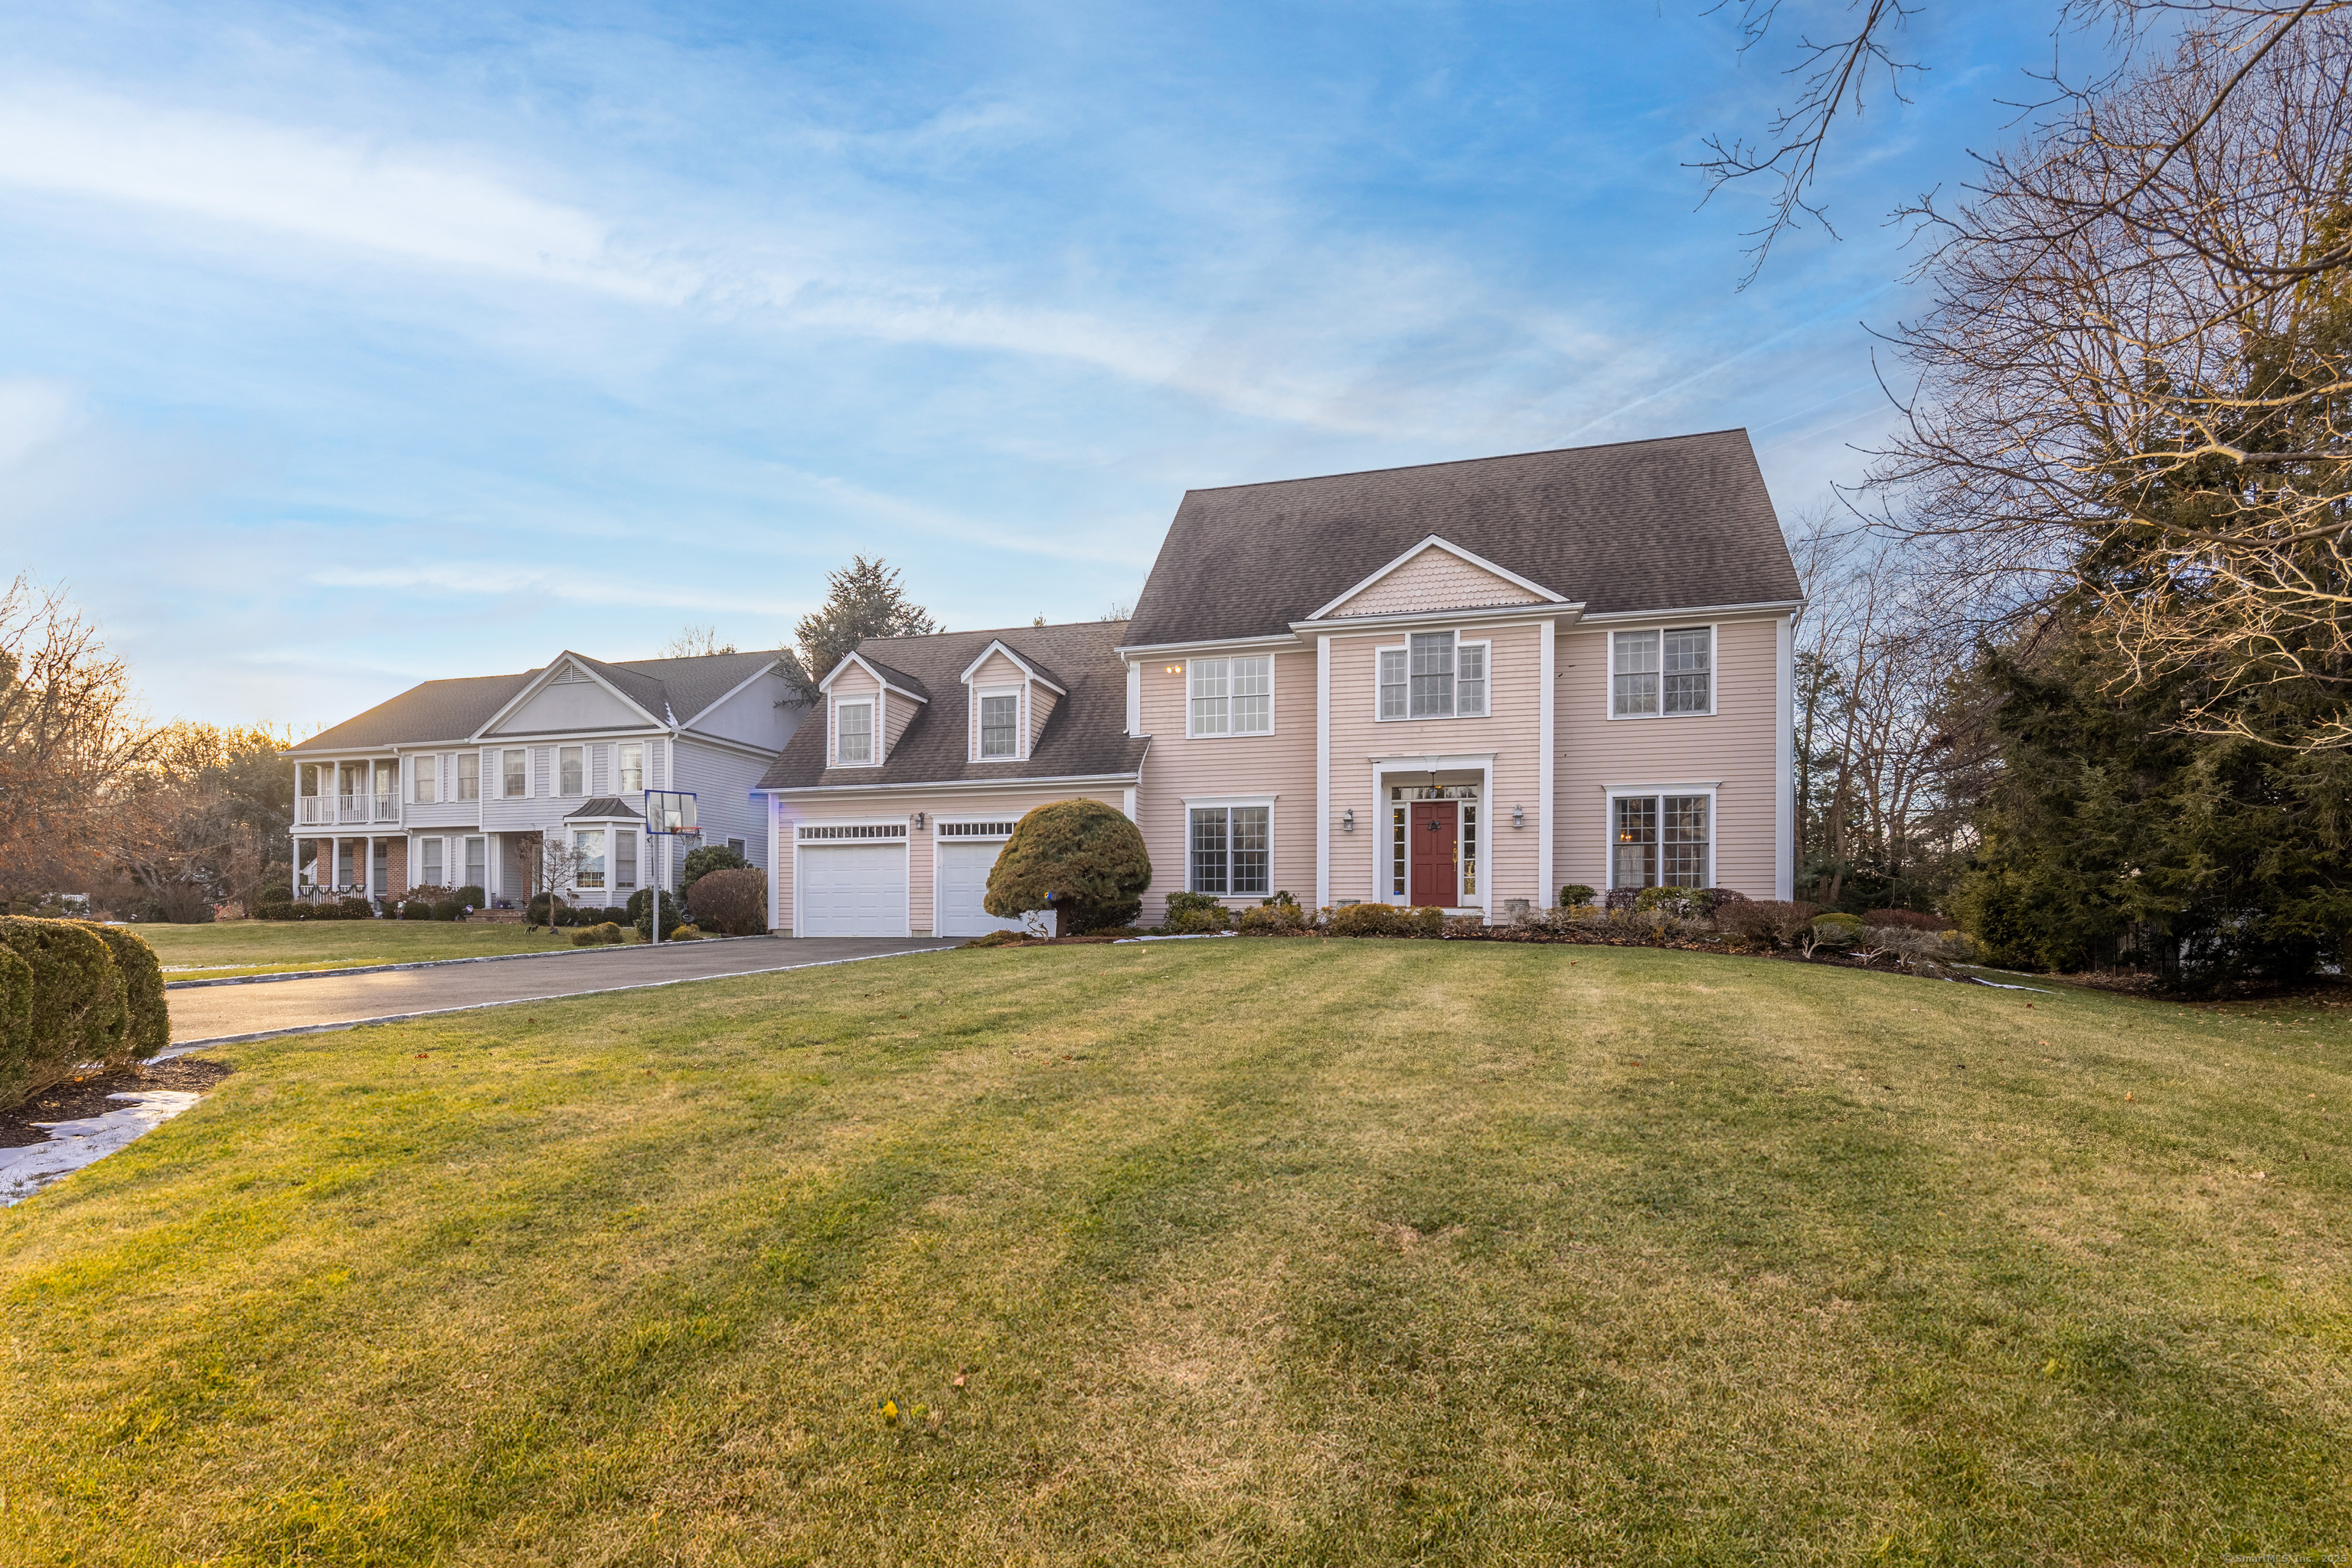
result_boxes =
[0,0,2066,728]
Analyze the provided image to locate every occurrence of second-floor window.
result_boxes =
[980,694,1018,757]
[503,749,527,797]
[559,746,584,795]
[1378,632,1488,719]
[1612,628,1712,717]
[413,756,436,804]
[618,743,643,793]
[456,753,478,800]
[837,701,874,764]
[1189,656,1272,737]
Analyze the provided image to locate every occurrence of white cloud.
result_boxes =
[0,377,87,469]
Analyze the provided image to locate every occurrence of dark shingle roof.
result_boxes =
[844,652,932,702]
[567,797,646,820]
[760,621,1147,792]
[290,649,785,753]
[1122,430,1800,647]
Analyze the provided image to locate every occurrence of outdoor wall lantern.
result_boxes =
[1512,803,1525,828]
[913,812,926,829]
[1341,808,1355,833]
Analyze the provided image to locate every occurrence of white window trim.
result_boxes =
[973,684,1025,762]
[1606,622,1718,721]
[1180,794,1278,900]
[833,697,878,767]
[934,817,1020,840]
[1601,784,1720,891]
[1373,632,1492,722]
[1184,655,1276,739]
[790,816,913,937]
[557,744,587,797]
[418,835,445,887]
[501,748,528,799]
[616,742,645,796]
[456,751,479,802]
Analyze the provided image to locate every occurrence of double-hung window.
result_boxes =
[412,756,436,804]
[1612,794,1710,888]
[1612,628,1712,717]
[618,743,643,793]
[559,746,584,795]
[980,694,1019,758]
[1188,805,1270,896]
[420,838,443,886]
[615,831,637,892]
[1188,657,1272,737]
[1377,632,1488,719]
[464,836,486,890]
[456,753,479,800]
[836,701,874,764]
[503,749,528,798]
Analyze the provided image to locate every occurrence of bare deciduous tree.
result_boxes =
[0,577,155,904]
[660,624,737,658]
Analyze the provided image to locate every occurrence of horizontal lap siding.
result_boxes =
[1552,617,1782,899]
[1323,621,1543,909]
[769,784,1128,936]
[1135,648,1316,921]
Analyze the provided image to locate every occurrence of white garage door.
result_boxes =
[936,839,1026,937]
[798,842,908,936]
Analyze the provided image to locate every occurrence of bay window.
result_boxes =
[1188,656,1272,737]
[573,828,606,891]
[1612,628,1712,717]
[616,831,637,892]
[1188,804,1270,895]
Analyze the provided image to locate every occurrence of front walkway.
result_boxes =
[165,937,956,1048]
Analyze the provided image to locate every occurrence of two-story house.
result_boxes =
[286,649,800,906]
[754,430,1802,936]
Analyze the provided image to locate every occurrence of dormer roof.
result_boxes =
[957,638,1069,695]
[817,650,932,704]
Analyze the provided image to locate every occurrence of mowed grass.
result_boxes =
[3,942,2348,1566]
[135,920,582,979]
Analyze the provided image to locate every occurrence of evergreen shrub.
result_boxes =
[570,922,626,946]
[985,800,1152,936]
[432,901,461,922]
[0,916,130,1107]
[454,885,485,909]
[681,844,749,901]
[1328,902,1400,938]
[1558,884,1596,909]
[77,923,166,1062]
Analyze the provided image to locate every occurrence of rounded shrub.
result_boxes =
[454,885,486,910]
[432,900,460,922]
[76,923,166,1063]
[1328,902,1400,938]
[0,916,129,1106]
[1404,904,1446,936]
[1558,884,1597,910]
[985,799,1151,937]
[0,944,32,1109]
[570,922,626,946]
[1163,892,1230,934]
[337,897,374,920]
[629,889,685,941]
[688,869,768,936]
[1237,900,1306,936]
[681,843,750,902]
[527,892,554,929]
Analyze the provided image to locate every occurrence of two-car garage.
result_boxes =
[792,820,1027,938]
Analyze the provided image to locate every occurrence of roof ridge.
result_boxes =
[864,619,1127,646]
[1178,430,1752,497]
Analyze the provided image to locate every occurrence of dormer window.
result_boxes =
[836,700,874,764]
[980,694,1018,758]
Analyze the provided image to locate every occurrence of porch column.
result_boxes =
[365,836,376,901]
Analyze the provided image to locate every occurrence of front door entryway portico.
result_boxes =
[1408,802,1459,907]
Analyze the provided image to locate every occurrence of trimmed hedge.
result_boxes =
[0,944,31,1109]
[570,922,626,946]
[1328,902,1400,938]
[0,916,131,1108]
[77,923,166,1062]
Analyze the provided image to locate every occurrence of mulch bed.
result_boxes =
[1,1057,234,1149]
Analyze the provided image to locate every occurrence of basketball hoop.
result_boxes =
[641,791,700,948]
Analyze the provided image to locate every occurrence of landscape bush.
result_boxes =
[0,916,131,1108]
[337,898,374,920]
[629,889,685,941]
[666,925,703,941]
[985,799,1152,936]
[688,869,768,936]
[1603,887,1642,912]
[527,893,554,929]
[1718,899,1821,951]
[681,844,749,902]
[1237,897,1308,935]
[1861,908,1955,933]
[570,922,626,946]
[76,923,166,1062]
[1163,892,1232,933]
[0,946,32,1109]
[1404,904,1446,936]
[1558,884,1596,910]
[432,900,462,922]
[1327,902,1400,938]
[454,885,485,909]
[399,900,432,921]
[1803,912,1866,958]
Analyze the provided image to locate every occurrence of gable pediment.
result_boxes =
[1318,537,1560,619]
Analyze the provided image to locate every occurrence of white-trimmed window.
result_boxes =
[616,831,637,892]
[1612,628,1712,717]
[412,756,436,804]
[836,701,874,765]
[456,753,479,801]
[573,828,606,890]
[463,836,486,890]
[1188,656,1272,737]
[618,743,643,793]
[1612,793,1711,888]
[559,746,585,795]
[979,693,1019,758]
[503,749,528,798]
[1188,804,1270,895]
[420,837,443,886]
[1377,632,1488,720]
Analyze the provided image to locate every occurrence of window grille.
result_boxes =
[1189,805,1269,896]
[1408,632,1453,717]
[1378,648,1406,719]
[837,701,874,764]
[1380,635,1485,719]
[939,821,1019,837]
[1663,629,1711,714]
[1612,794,1710,888]
[980,694,1018,757]
[464,837,487,889]
[573,828,606,890]
[1615,628,1710,717]
[456,753,479,801]
[559,746,584,795]
[799,822,906,840]
[503,749,528,798]
[1188,657,1272,736]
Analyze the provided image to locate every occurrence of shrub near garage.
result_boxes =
[985,799,1152,936]
[686,869,768,936]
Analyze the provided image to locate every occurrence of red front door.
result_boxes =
[1409,802,1458,908]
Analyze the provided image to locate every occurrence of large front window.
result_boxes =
[980,694,1018,757]
[1189,805,1269,895]
[1379,633,1488,719]
[1188,657,1272,737]
[464,837,486,890]
[420,837,443,886]
[559,746,584,795]
[618,743,643,793]
[837,701,874,764]
[1613,629,1712,717]
[616,831,637,891]
[573,828,606,890]
[1613,794,1710,888]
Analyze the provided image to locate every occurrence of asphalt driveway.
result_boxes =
[165,937,956,1047]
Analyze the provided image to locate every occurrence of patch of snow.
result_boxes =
[1,1089,201,1207]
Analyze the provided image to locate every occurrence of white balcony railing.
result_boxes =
[296,794,401,826]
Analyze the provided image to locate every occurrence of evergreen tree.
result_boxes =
[781,557,940,702]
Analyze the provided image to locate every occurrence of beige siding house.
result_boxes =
[756,429,1802,935]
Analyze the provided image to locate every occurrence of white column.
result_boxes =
[1538,617,1556,910]
[1775,612,1795,900]
[1315,634,1331,912]
[364,836,376,901]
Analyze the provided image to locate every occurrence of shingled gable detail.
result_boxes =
[1312,537,1564,621]
[816,652,929,704]
[475,653,664,738]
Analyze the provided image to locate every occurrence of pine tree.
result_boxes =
[781,557,941,702]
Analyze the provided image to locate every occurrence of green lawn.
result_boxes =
[132,920,586,979]
[3,942,2347,1566]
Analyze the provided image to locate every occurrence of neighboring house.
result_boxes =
[286,650,800,906]
[755,430,1802,936]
